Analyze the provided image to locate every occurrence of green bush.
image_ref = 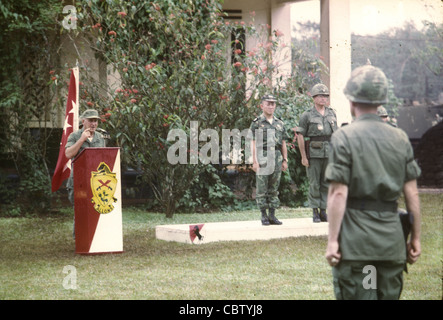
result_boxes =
[70,0,326,216]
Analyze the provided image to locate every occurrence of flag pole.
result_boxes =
[51,64,80,192]
[73,61,79,131]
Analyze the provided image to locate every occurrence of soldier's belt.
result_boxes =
[309,136,331,142]
[346,198,398,212]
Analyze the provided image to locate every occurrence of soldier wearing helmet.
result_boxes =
[296,83,338,222]
[325,65,422,300]
[377,106,398,127]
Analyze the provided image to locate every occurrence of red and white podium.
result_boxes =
[73,147,123,254]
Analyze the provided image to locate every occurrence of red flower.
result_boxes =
[108,30,117,36]
[233,62,242,68]
[130,98,136,103]
[117,12,127,17]
[144,62,156,71]
[275,29,284,37]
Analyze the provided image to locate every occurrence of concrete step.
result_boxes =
[155,218,328,244]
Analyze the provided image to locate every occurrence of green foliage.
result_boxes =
[1,1,325,215]
[72,0,322,216]
[351,21,443,105]
[0,0,63,214]
[0,193,441,299]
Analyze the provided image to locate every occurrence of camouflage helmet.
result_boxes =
[344,65,388,104]
[377,106,388,117]
[310,83,329,97]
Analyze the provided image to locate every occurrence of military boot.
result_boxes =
[320,209,328,222]
[313,208,321,223]
[261,209,270,226]
[268,208,282,225]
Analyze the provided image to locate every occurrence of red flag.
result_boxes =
[52,68,79,192]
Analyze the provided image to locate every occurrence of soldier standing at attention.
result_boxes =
[251,94,289,225]
[325,65,422,300]
[296,84,338,222]
[377,106,397,127]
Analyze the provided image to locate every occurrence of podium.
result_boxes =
[73,147,123,254]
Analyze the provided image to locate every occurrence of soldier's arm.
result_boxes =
[251,139,258,173]
[281,140,288,172]
[297,133,309,167]
[65,129,90,159]
[325,181,348,266]
[403,179,421,264]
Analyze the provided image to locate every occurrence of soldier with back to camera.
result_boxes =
[324,65,422,300]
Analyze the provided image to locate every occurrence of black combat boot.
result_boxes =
[313,208,321,223]
[261,209,270,226]
[320,209,328,222]
[268,208,282,225]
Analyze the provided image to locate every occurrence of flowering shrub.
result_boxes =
[75,0,325,216]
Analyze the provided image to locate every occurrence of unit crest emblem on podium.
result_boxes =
[91,162,118,214]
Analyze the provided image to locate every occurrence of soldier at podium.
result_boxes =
[65,109,106,206]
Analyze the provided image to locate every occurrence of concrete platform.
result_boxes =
[155,218,328,244]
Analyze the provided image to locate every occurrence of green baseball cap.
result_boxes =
[80,109,101,119]
[261,94,277,102]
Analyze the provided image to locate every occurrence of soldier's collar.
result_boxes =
[259,114,276,122]
[355,113,383,122]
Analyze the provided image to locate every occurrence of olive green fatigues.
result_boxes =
[65,128,106,204]
[325,114,421,300]
[296,106,338,209]
[250,114,288,210]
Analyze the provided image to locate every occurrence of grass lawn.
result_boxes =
[0,193,441,300]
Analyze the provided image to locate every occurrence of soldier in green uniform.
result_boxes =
[65,109,106,205]
[250,94,289,225]
[377,106,397,127]
[296,84,338,222]
[325,65,422,300]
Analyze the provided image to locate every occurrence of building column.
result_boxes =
[271,0,292,86]
[320,0,352,125]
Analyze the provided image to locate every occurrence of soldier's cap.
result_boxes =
[311,83,329,97]
[80,109,101,119]
[377,106,388,117]
[261,94,277,102]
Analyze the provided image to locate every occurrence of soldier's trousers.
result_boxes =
[332,260,405,300]
[306,157,328,209]
[255,153,282,210]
